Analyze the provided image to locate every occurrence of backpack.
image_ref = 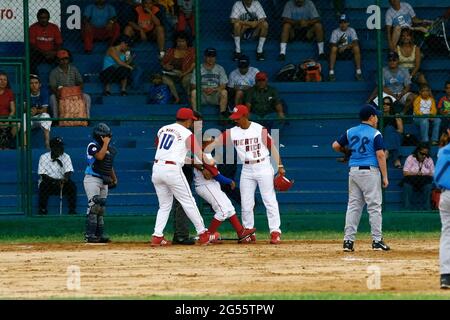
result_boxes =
[276,63,302,82]
[299,59,322,82]
[149,84,171,104]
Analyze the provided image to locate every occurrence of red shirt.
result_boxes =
[0,89,14,116]
[29,22,63,52]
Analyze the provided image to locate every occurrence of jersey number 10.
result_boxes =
[159,133,175,150]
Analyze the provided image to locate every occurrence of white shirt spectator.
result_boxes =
[38,152,74,181]
[330,27,358,48]
[282,0,319,21]
[385,2,416,28]
[228,66,260,89]
[230,0,267,21]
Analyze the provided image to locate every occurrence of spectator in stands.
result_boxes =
[227,55,260,106]
[149,73,172,104]
[49,49,91,118]
[190,48,228,115]
[30,74,52,149]
[396,28,427,86]
[38,137,77,215]
[124,0,166,60]
[0,71,16,149]
[82,0,121,54]
[278,0,325,61]
[116,0,138,34]
[437,81,450,132]
[157,0,176,29]
[328,14,363,81]
[402,143,434,210]
[161,31,195,104]
[230,0,269,62]
[29,8,63,76]
[175,0,195,38]
[383,96,403,168]
[100,36,134,96]
[413,84,441,145]
[243,71,286,131]
[385,0,431,51]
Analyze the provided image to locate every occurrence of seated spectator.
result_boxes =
[278,0,325,61]
[413,84,441,145]
[190,48,228,115]
[401,143,434,210]
[29,8,63,76]
[385,0,431,51]
[227,55,259,106]
[438,81,450,133]
[230,0,269,62]
[0,71,16,149]
[243,71,286,132]
[161,31,195,103]
[38,137,77,215]
[82,0,120,54]
[30,75,52,149]
[116,0,138,34]
[149,73,172,104]
[328,14,363,81]
[397,28,427,86]
[175,0,195,38]
[367,52,416,114]
[124,0,166,59]
[49,49,91,119]
[382,96,403,168]
[99,36,134,96]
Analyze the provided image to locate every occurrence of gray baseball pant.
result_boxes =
[84,175,108,214]
[439,190,450,274]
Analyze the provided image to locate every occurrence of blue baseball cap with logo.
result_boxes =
[339,14,349,22]
[359,104,381,121]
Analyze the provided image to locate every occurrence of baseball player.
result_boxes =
[84,123,117,243]
[332,104,390,252]
[194,135,256,242]
[433,124,450,289]
[151,107,220,246]
[209,105,285,244]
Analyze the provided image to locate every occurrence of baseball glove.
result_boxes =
[337,146,352,163]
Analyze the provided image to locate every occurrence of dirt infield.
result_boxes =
[0,239,447,298]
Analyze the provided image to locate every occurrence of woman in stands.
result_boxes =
[99,36,134,96]
[382,96,404,169]
[160,31,195,103]
[397,28,427,86]
[0,71,16,149]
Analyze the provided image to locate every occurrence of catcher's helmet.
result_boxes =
[274,174,294,192]
[93,123,112,144]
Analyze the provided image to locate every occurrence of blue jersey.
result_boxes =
[84,141,101,177]
[434,144,450,189]
[337,123,385,167]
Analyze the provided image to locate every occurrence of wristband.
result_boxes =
[278,165,284,168]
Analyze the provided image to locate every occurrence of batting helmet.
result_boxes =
[274,174,294,192]
[93,123,112,145]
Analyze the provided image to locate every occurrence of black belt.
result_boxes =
[244,157,266,164]
[358,166,371,170]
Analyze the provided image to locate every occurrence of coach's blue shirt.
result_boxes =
[434,144,450,189]
[337,123,384,168]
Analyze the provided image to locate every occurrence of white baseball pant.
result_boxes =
[195,181,235,221]
[152,163,207,237]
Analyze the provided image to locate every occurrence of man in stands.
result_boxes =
[30,74,52,149]
[227,55,260,106]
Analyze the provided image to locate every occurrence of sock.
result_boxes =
[159,51,165,58]
[356,69,362,74]
[257,37,266,53]
[329,70,334,75]
[229,214,243,233]
[208,218,223,233]
[318,42,324,54]
[280,43,287,55]
[234,36,241,53]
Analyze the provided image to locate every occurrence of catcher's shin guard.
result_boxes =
[85,213,98,242]
[96,215,110,243]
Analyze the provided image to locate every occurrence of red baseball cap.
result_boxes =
[56,49,69,59]
[176,107,198,120]
[255,71,268,81]
[229,105,249,120]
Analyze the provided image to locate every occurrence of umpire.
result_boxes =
[332,104,390,252]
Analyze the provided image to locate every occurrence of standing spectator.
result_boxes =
[29,8,63,75]
[82,0,121,54]
[438,81,450,132]
[230,0,269,62]
[413,84,441,145]
[99,36,134,96]
[328,14,363,81]
[385,0,431,51]
[382,96,403,168]
[0,71,16,149]
[243,71,286,132]
[402,143,434,210]
[190,48,228,115]
[30,74,52,149]
[227,55,260,106]
[176,0,195,38]
[161,31,195,103]
[38,137,77,215]
[49,49,91,119]
[278,0,325,61]
[396,28,427,86]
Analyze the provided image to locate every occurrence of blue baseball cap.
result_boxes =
[204,47,217,57]
[238,55,250,68]
[339,14,349,22]
[359,104,381,121]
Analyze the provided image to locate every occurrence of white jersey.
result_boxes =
[38,152,74,184]
[229,122,270,163]
[227,67,260,89]
[230,0,267,21]
[193,153,217,187]
[154,123,193,166]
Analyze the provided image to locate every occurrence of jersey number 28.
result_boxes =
[159,133,175,150]
[349,136,370,154]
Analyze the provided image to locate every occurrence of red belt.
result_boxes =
[155,160,177,165]
[244,157,266,164]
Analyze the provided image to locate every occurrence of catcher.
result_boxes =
[84,123,117,243]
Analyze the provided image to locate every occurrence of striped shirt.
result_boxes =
[228,67,259,89]
[49,65,84,90]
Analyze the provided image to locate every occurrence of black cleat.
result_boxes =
[85,236,100,243]
[343,240,354,252]
[256,51,265,61]
[372,239,390,251]
[441,274,450,289]
[172,237,196,245]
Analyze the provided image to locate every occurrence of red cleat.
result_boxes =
[198,231,222,245]
[239,234,256,244]
[151,236,172,247]
[237,228,256,242]
[270,231,281,244]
